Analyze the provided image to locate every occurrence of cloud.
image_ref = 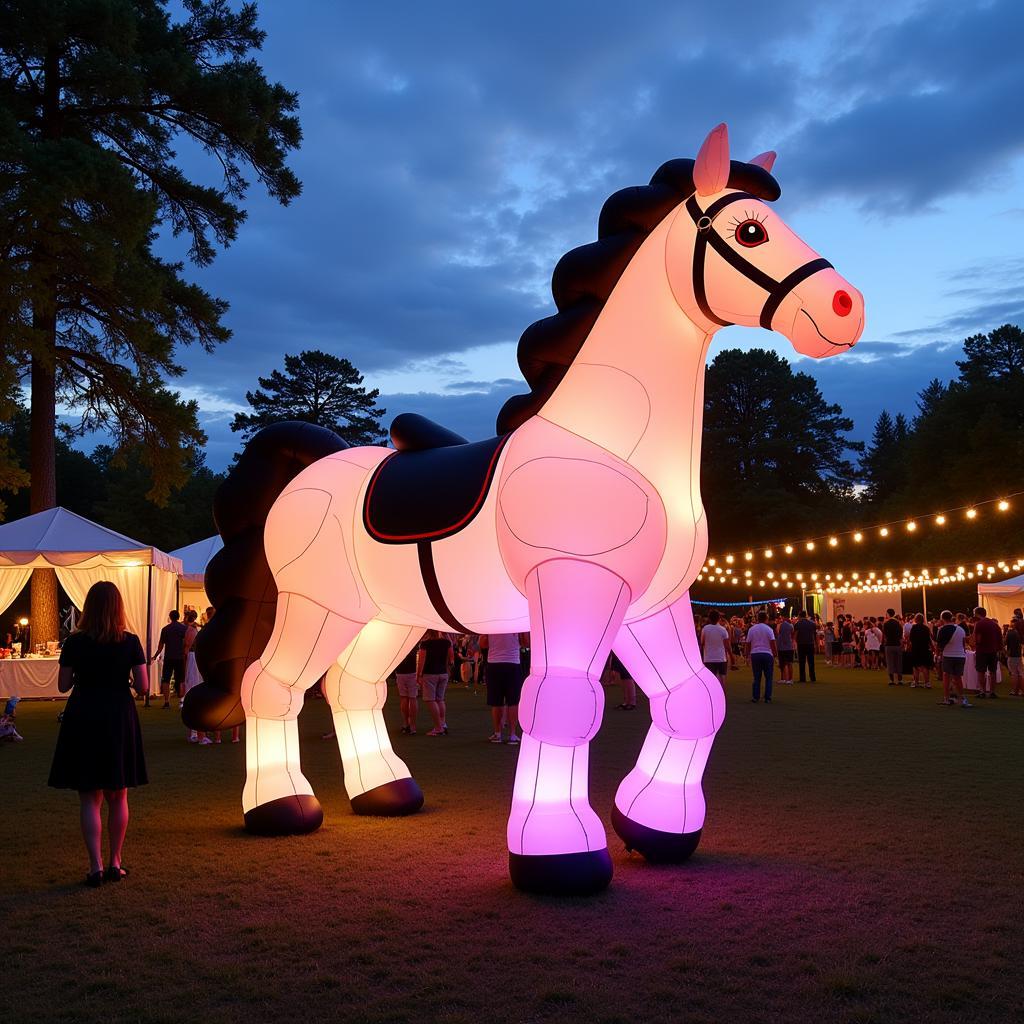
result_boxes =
[142,0,1024,472]
[782,0,1024,212]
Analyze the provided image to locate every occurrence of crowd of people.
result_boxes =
[693,604,1024,707]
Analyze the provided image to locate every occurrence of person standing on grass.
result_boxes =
[839,616,855,669]
[936,609,971,707]
[793,609,817,682]
[394,642,421,734]
[776,612,795,684]
[862,617,881,670]
[700,608,733,684]
[882,609,904,686]
[746,611,777,703]
[972,606,1002,698]
[908,613,933,688]
[151,609,187,709]
[1005,617,1023,696]
[482,632,525,744]
[48,581,149,887]
[823,621,836,666]
[417,630,453,736]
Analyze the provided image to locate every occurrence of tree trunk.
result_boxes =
[29,44,62,646]
[29,327,59,646]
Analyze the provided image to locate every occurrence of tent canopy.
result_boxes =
[0,508,181,658]
[977,573,1024,623]
[170,534,222,585]
[0,507,182,572]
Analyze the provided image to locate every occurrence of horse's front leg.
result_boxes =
[611,590,726,862]
[508,559,631,895]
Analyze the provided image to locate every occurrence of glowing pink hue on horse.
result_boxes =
[238,124,863,894]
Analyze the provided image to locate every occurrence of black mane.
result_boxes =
[495,159,781,434]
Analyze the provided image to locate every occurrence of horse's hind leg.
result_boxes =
[323,619,425,816]
[611,591,726,862]
[241,592,366,835]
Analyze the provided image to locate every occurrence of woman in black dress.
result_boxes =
[48,581,149,886]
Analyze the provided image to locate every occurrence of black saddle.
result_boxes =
[363,415,510,544]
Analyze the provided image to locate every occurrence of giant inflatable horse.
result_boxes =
[185,123,863,895]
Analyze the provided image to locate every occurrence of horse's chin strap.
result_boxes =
[685,192,833,331]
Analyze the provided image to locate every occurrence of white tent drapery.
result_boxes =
[977,573,1024,625]
[0,507,182,659]
[170,534,222,612]
[0,566,33,622]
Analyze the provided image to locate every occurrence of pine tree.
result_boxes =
[702,348,862,545]
[956,324,1024,384]
[232,350,386,447]
[0,1,301,639]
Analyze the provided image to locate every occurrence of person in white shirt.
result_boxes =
[699,609,733,683]
[935,610,971,707]
[863,617,882,670]
[481,633,527,743]
[745,611,778,703]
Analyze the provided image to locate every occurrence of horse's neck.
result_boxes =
[538,214,713,505]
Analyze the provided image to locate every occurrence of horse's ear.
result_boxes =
[694,123,731,196]
[749,151,777,172]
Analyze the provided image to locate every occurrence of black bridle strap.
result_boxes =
[684,193,833,330]
[757,257,833,331]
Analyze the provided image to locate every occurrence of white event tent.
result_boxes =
[0,507,182,660]
[977,573,1024,624]
[170,534,222,612]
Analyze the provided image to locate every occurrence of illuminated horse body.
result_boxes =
[191,124,863,895]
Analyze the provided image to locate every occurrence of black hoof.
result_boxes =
[612,804,701,863]
[350,777,424,817]
[244,794,323,836]
[509,849,613,896]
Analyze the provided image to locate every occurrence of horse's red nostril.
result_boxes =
[833,290,853,317]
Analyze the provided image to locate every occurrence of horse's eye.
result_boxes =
[735,220,768,248]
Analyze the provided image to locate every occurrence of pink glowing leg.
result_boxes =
[323,619,424,816]
[241,591,366,835]
[507,559,631,895]
[612,591,726,862]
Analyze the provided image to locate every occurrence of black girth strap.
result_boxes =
[417,541,471,634]
[684,193,833,330]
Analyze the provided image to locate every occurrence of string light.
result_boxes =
[704,490,1023,567]
[695,550,1023,595]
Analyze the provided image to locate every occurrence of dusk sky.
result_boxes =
[160,0,1024,469]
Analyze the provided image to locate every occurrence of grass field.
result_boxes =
[3,665,1023,1024]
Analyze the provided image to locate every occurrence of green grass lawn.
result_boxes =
[3,665,1023,1024]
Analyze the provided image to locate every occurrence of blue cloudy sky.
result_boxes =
[164,0,1024,469]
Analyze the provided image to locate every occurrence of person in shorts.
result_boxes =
[972,606,1002,698]
[481,633,525,744]
[152,610,187,709]
[936,609,970,707]
[700,608,733,683]
[417,630,452,736]
[394,643,421,734]
[775,613,795,684]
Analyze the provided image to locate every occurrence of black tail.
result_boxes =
[182,422,349,731]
